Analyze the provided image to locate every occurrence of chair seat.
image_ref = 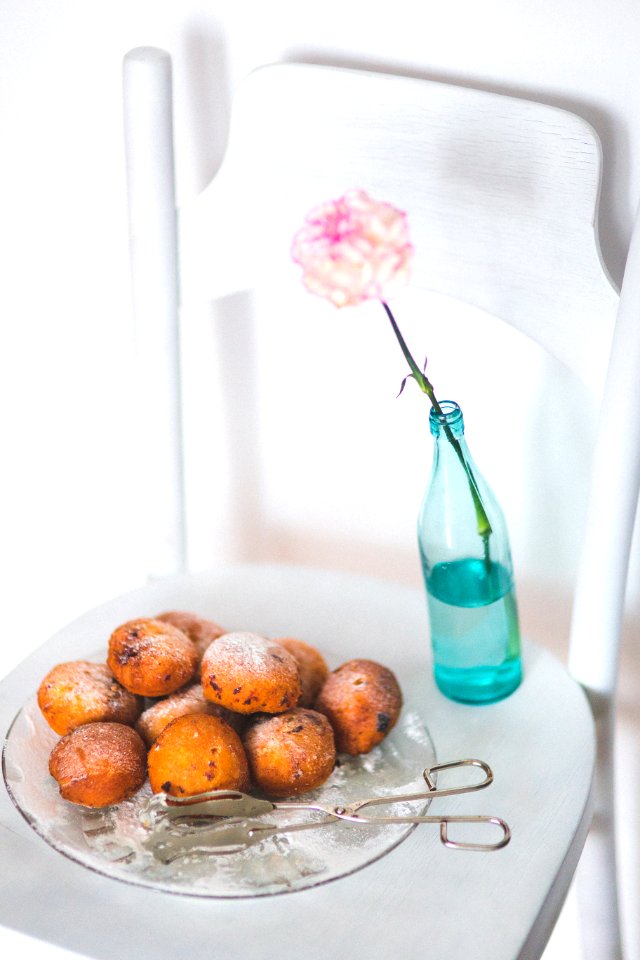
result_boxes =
[0,564,594,960]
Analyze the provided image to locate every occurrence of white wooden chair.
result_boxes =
[0,47,638,960]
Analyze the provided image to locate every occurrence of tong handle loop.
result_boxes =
[423,758,493,796]
[342,758,494,816]
[439,815,511,852]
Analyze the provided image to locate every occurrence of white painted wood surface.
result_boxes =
[0,566,594,960]
[122,48,186,577]
[566,195,640,960]
[570,194,640,698]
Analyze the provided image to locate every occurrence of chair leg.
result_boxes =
[576,692,624,959]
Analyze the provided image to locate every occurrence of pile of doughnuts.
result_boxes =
[37,610,403,809]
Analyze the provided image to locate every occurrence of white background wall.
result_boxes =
[1,2,640,958]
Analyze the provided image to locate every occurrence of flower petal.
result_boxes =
[291,190,413,307]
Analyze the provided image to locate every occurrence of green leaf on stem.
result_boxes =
[397,374,416,398]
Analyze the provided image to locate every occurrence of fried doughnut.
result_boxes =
[148,713,250,798]
[37,661,142,736]
[201,632,301,714]
[156,610,226,663]
[275,637,329,708]
[314,658,403,755]
[107,618,198,697]
[243,708,336,798]
[49,722,147,808]
[136,683,244,747]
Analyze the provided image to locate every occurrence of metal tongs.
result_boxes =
[140,759,511,862]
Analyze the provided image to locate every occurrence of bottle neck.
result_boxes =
[429,398,481,499]
[429,400,465,440]
[427,400,493,546]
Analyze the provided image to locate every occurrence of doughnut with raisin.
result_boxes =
[147,713,249,798]
[107,618,198,697]
[156,610,226,663]
[274,637,329,708]
[314,658,402,755]
[37,661,142,736]
[243,707,336,797]
[48,722,147,808]
[201,632,301,714]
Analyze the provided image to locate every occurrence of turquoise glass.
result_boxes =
[418,401,522,704]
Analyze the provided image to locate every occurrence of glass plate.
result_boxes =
[3,697,435,898]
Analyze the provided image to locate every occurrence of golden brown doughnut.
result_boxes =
[107,618,199,697]
[314,658,403,755]
[37,661,143,736]
[48,722,147,808]
[156,610,226,663]
[201,632,301,714]
[243,708,336,798]
[147,713,250,798]
[275,637,329,708]
[136,683,244,747]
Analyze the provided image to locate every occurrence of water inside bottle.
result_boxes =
[425,557,522,704]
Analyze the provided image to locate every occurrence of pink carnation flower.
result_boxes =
[291,189,413,307]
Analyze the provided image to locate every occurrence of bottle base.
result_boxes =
[434,658,522,705]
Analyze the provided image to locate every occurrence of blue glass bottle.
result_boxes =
[418,401,522,704]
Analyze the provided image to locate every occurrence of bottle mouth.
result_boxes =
[429,401,463,437]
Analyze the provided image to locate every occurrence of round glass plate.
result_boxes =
[3,697,435,898]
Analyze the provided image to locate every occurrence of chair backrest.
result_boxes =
[180,63,619,387]
[123,50,640,715]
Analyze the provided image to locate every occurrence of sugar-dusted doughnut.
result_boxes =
[274,637,329,708]
[156,610,226,663]
[243,708,336,797]
[314,658,402,755]
[37,661,142,736]
[48,722,147,808]
[136,682,244,747]
[147,713,249,798]
[107,617,198,697]
[201,632,301,714]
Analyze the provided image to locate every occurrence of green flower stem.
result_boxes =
[381,301,493,546]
